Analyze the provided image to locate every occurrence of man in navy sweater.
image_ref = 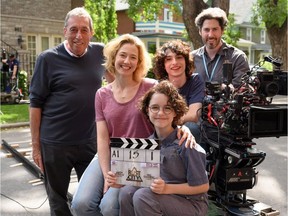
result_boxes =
[29,7,111,216]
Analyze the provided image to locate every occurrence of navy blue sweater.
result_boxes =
[29,42,105,145]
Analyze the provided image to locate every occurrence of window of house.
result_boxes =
[260,30,266,44]
[164,8,173,22]
[27,35,63,76]
[27,35,37,76]
[246,28,252,41]
[54,37,62,46]
[41,36,49,52]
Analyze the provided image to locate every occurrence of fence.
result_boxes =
[1,40,32,83]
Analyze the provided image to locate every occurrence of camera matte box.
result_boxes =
[248,104,287,138]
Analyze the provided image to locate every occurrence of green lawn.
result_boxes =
[0,103,29,124]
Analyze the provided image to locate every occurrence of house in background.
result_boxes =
[116,0,186,54]
[0,0,83,78]
[230,0,271,65]
[116,0,272,65]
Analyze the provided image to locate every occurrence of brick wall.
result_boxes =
[0,0,87,77]
[117,11,135,34]
[1,0,72,48]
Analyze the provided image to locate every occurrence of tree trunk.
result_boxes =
[182,0,208,49]
[211,0,230,15]
[266,18,287,71]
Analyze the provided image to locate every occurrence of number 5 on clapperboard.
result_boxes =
[110,137,160,187]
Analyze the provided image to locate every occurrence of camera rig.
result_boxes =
[201,56,287,215]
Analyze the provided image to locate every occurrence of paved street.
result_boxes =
[1,127,48,215]
[0,95,287,215]
[1,127,78,216]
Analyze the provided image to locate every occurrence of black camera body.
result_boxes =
[201,56,287,214]
[202,82,287,140]
[256,71,279,97]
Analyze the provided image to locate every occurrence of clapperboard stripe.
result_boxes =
[110,137,160,150]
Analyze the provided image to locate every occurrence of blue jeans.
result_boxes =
[71,154,120,216]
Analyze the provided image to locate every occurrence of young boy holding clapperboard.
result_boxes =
[118,80,209,216]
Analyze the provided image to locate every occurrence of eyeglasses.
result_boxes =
[149,105,173,114]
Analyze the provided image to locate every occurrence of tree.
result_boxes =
[223,13,242,47]
[125,0,230,49]
[125,0,287,70]
[252,0,287,70]
[85,0,117,43]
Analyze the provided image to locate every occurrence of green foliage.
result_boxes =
[18,70,28,98]
[166,0,182,15]
[126,0,240,47]
[126,0,182,22]
[102,78,108,86]
[252,0,287,28]
[147,53,155,79]
[126,0,164,21]
[181,29,190,42]
[85,0,118,43]
[262,61,273,71]
[0,104,29,124]
[223,14,242,47]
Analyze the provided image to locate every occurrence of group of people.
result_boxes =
[29,6,249,216]
[1,52,20,93]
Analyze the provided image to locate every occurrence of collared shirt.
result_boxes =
[64,40,87,57]
[149,128,208,201]
[191,41,250,88]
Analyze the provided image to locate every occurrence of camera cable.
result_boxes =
[1,192,48,214]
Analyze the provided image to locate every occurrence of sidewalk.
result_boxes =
[1,95,287,215]
[0,122,29,129]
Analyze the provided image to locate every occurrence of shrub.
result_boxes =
[18,70,28,98]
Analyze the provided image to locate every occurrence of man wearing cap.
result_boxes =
[7,53,19,81]
[1,53,20,92]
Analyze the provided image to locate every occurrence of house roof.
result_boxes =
[237,38,256,47]
[132,32,185,40]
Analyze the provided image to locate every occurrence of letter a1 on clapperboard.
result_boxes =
[110,137,160,187]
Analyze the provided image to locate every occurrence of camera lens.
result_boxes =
[264,82,279,97]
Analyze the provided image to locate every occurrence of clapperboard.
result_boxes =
[110,137,160,187]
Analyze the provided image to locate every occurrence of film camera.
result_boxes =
[201,56,287,215]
